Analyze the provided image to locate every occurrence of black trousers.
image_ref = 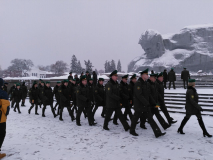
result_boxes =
[151,108,169,129]
[76,106,93,125]
[0,122,6,150]
[169,81,176,89]
[42,104,56,117]
[29,103,39,114]
[104,108,129,130]
[183,80,188,89]
[160,103,172,123]
[130,109,162,137]
[59,105,74,119]
[163,81,167,89]
[123,105,133,120]
[14,101,21,113]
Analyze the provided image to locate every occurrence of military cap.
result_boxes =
[130,74,137,79]
[80,75,87,81]
[57,81,61,84]
[39,79,42,81]
[46,81,50,84]
[157,72,163,78]
[89,78,93,81]
[164,69,167,71]
[139,68,149,75]
[69,72,72,74]
[63,79,69,83]
[183,67,186,69]
[189,79,196,83]
[122,74,129,79]
[72,79,76,82]
[33,81,37,84]
[41,81,44,84]
[4,82,8,85]
[109,70,118,77]
[150,73,158,77]
[16,83,20,86]
[171,68,174,70]
[98,78,105,81]
[86,71,89,73]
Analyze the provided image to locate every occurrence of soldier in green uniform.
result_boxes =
[28,81,39,115]
[88,78,95,111]
[8,83,16,108]
[58,80,75,121]
[70,79,78,114]
[38,81,45,108]
[103,70,130,131]
[53,81,61,115]
[76,75,95,126]
[41,81,57,118]
[12,83,22,114]
[21,82,28,107]
[68,72,73,80]
[156,72,177,125]
[92,78,105,120]
[178,79,212,137]
[129,69,166,138]
[85,71,91,83]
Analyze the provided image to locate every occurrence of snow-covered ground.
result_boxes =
[2,99,213,160]
[165,88,213,94]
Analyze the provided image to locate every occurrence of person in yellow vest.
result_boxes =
[0,78,10,159]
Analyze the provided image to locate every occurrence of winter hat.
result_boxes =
[140,68,149,75]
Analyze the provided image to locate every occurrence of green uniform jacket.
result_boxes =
[76,83,90,108]
[42,86,54,105]
[119,80,130,107]
[94,83,105,106]
[105,79,121,109]
[185,86,201,115]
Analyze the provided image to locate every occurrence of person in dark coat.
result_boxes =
[68,72,73,80]
[74,74,80,83]
[92,78,106,119]
[80,72,84,79]
[181,67,190,89]
[163,69,168,89]
[21,82,28,106]
[41,81,57,118]
[129,69,166,138]
[28,82,39,115]
[70,79,78,114]
[85,71,91,83]
[140,74,170,130]
[92,71,97,86]
[38,81,45,108]
[2,82,8,93]
[58,79,75,121]
[88,78,95,111]
[168,68,176,89]
[103,70,130,131]
[76,75,95,126]
[178,79,212,137]
[12,83,22,113]
[8,84,16,108]
[53,81,61,115]
[156,72,177,125]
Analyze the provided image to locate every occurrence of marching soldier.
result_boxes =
[178,79,212,137]
[76,75,95,126]
[92,78,106,120]
[28,82,39,115]
[103,70,130,131]
[53,81,61,115]
[21,82,28,106]
[74,74,80,83]
[88,78,95,111]
[130,69,166,138]
[168,68,176,90]
[163,69,168,89]
[8,83,16,108]
[38,81,45,108]
[58,80,75,121]
[85,71,91,82]
[156,72,177,125]
[12,83,22,114]
[41,81,57,118]
[140,73,170,130]
[181,67,190,89]
[70,79,78,114]
[68,72,73,80]
[2,82,8,93]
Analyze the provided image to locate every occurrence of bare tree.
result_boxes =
[7,59,34,77]
[50,60,68,75]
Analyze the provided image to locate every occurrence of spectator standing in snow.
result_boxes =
[163,69,168,89]
[181,67,190,89]
[168,68,176,90]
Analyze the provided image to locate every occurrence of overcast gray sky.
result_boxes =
[1,0,213,72]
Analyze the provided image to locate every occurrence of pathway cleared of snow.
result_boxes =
[2,99,213,160]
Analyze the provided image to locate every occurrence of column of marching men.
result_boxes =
[3,69,212,138]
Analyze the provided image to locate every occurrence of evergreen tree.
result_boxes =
[104,61,109,73]
[84,60,93,73]
[110,60,116,72]
[70,55,78,73]
[117,60,122,72]
[76,60,83,74]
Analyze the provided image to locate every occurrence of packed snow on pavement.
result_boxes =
[2,98,213,160]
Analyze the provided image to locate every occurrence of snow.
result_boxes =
[165,88,213,94]
[2,98,213,160]
[182,24,213,30]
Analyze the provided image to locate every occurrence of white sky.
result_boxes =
[1,0,213,72]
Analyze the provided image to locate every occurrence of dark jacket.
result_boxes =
[88,82,94,102]
[120,80,130,107]
[2,85,7,93]
[71,83,77,101]
[8,85,16,97]
[133,78,155,112]
[128,81,135,105]
[163,71,168,82]
[38,85,45,102]
[42,86,54,105]
[94,83,105,106]
[86,74,91,82]
[53,85,60,102]
[93,72,97,86]
[147,79,160,105]
[68,75,73,80]
[12,88,23,103]
[59,84,71,106]
[29,85,39,102]
[181,70,190,81]
[21,84,28,99]
[105,79,121,109]
[156,79,165,100]
[185,86,201,115]
[76,83,90,108]
[168,70,176,82]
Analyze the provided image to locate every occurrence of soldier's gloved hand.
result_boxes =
[120,103,122,107]
[130,100,132,104]
[155,104,160,108]
[32,100,34,104]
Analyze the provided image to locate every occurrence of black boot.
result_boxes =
[177,117,189,134]
[42,107,46,117]
[198,117,212,137]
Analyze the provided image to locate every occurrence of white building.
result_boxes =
[26,67,53,78]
